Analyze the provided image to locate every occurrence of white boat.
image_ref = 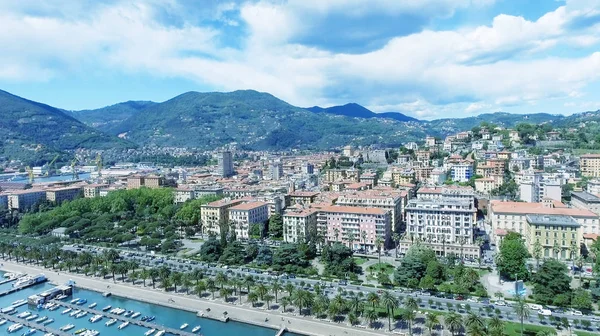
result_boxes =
[11,299,26,306]
[155,331,165,336]
[131,312,141,318]
[35,316,47,323]
[25,314,38,321]
[101,305,111,312]
[88,303,97,309]
[70,298,80,304]
[60,324,75,331]
[83,331,99,336]
[192,326,201,333]
[180,323,188,330]
[61,308,72,315]
[21,328,36,336]
[16,311,31,319]
[75,311,88,318]
[0,319,7,326]
[7,323,23,333]
[43,319,54,325]
[144,329,156,336]
[89,314,102,323]
[105,319,117,326]
[48,305,59,311]
[43,333,54,336]
[69,309,81,317]
[118,321,129,330]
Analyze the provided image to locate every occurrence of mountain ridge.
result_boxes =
[306,103,420,122]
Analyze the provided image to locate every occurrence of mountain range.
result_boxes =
[1,88,599,163]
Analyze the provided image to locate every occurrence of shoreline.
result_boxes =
[1,261,384,336]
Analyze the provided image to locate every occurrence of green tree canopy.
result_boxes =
[496,232,530,281]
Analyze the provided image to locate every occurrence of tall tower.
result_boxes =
[217,151,234,177]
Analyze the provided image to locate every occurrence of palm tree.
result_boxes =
[392,233,401,258]
[348,312,359,326]
[255,283,268,301]
[361,230,367,252]
[264,294,275,310]
[149,268,159,289]
[271,281,283,303]
[247,291,259,307]
[220,287,232,303]
[230,278,243,304]
[381,291,399,331]
[425,313,440,336]
[488,316,505,336]
[171,272,183,293]
[364,309,379,328]
[215,272,228,290]
[206,279,217,300]
[401,309,417,336]
[535,330,557,336]
[328,302,340,321]
[243,275,255,295]
[284,283,295,297]
[464,312,485,331]
[366,292,379,308]
[292,290,313,316]
[513,299,530,336]
[195,280,207,298]
[280,296,291,313]
[375,237,383,265]
[313,295,329,318]
[445,312,463,336]
[348,296,362,315]
[139,269,149,287]
[404,297,418,311]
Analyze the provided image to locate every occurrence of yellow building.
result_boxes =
[525,214,583,260]
[580,154,600,178]
[392,170,415,185]
[200,199,244,236]
[46,186,82,204]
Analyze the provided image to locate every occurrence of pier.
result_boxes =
[0,312,70,336]
[53,301,201,336]
[276,326,287,336]
[0,274,22,286]
[0,277,48,298]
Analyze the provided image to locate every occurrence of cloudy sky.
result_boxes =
[1,0,600,119]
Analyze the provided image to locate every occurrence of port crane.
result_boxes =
[71,159,79,180]
[45,154,60,176]
[25,166,34,184]
[95,153,103,177]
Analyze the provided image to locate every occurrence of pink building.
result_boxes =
[315,205,391,252]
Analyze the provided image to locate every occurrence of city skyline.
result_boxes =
[0,0,599,119]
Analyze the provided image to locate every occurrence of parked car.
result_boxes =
[538,309,552,316]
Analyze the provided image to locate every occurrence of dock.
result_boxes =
[0,277,48,298]
[276,326,287,336]
[53,301,200,336]
[0,311,70,336]
[0,274,22,286]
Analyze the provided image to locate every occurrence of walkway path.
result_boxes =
[2,261,386,336]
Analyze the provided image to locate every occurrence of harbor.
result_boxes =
[0,311,70,336]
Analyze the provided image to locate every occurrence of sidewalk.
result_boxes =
[2,261,385,336]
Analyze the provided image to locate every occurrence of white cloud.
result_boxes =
[0,0,599,119]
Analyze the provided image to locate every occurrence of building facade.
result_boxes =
[228,202,269,240]
[200,199,244,236]
[283,209,318,243]
[217,151,234,177]
[46,186,82,203]
[580,154,600,178]
[7,189,46,211]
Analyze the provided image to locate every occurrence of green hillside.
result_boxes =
[104,90,427,150]
[66,101,156,130]
[0,89,133,162]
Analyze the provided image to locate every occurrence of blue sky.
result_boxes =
[0,0,599,119]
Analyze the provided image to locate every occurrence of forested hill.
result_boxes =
[0,89,133,161]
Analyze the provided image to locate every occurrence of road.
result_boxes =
[62,244,600,331]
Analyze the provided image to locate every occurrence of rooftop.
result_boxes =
[229,201,268,211]
[313,205,388,215]
[571,191,600,203]
[289,191,320,197]
[490,200,596,217]
[526,214,580,228]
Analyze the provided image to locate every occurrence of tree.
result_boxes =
[381,291,398,331]
[364,309,379,328]
[488,316,504,336]
[366,292,379,308]
[401,309,417,335]
[464,312,485,332]
[255,245,273,266]
[571,288,593,311]
[532,240,543,270]
[444,312,463,336]
[532,259,572,306]
[268,213,283,239]
[198,237,223,262]
[375,237,384,265]
[270,281,283,303]
[321,243,358,277]
[513,298,530,336]
[496,232,529,281]
[425,313,440,336]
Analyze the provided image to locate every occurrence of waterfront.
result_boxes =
[0,173,91,183]
[0,274,302,336]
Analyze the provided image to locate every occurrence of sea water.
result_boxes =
[0,282,303,336]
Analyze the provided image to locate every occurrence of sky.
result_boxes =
[1,0,600,119]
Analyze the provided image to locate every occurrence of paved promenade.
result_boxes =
[2,261,386,336]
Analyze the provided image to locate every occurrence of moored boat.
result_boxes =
[117,321,129,330]
[7,323,23,333]
[59,324,74,331]
[88,303,97,309]
[43,319,54,325]
[61,308,71,315]
[180,323,188,330]
[101,305,111,312]
[105,319,116,326]
[192,325,201,333]
[144,329,155,336]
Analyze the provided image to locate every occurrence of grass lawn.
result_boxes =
[367,263,395,275]
[354,257,369,265]
[503,322,556,336]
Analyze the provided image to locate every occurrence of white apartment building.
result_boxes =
[228,202,269,240]
[83,184,108,198]
[200,199,244,236]
[518,170,562,203]
[217,151,234,177]
[8,189,46,211]
[335,190,406,230]
[283,209,318,243]
[270,161,284,180]
[174,188,195,204]
[46,186,82,203]
[429,168,447,185]
[588,179,600,195]
[571,191,600,216]
[450,163,473,183]
[315,205,391,251]
[400,187,479,259]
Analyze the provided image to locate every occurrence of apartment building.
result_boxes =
[335,190,405,230]
[0,193,7,209]
[174,188,195,204]
[489,200,599,248]
[429,168,447,185]
[526,215,583,260]
[8,189,46,211]
[283,209,318,243]
[400,186,478,259]
[200,199,244,236]
[581,154,600,178]
[571,191,600,216]
[83,184,108,198]
[450,163,473,183]
[415,167,433,183]
[487,158,507,175]
[315,205,391,251]
[392,169,415,185]
[588,179,600,195]
[270,161,283,180]
[518,170,561,203]
[217,151,234,177]
[228,202,269,240]
[475,177,501,194]
[46,186,82,203]
[127,175,164,189]
[289,191,320,205]
[425,136,436,147]
[359,172,378,186]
